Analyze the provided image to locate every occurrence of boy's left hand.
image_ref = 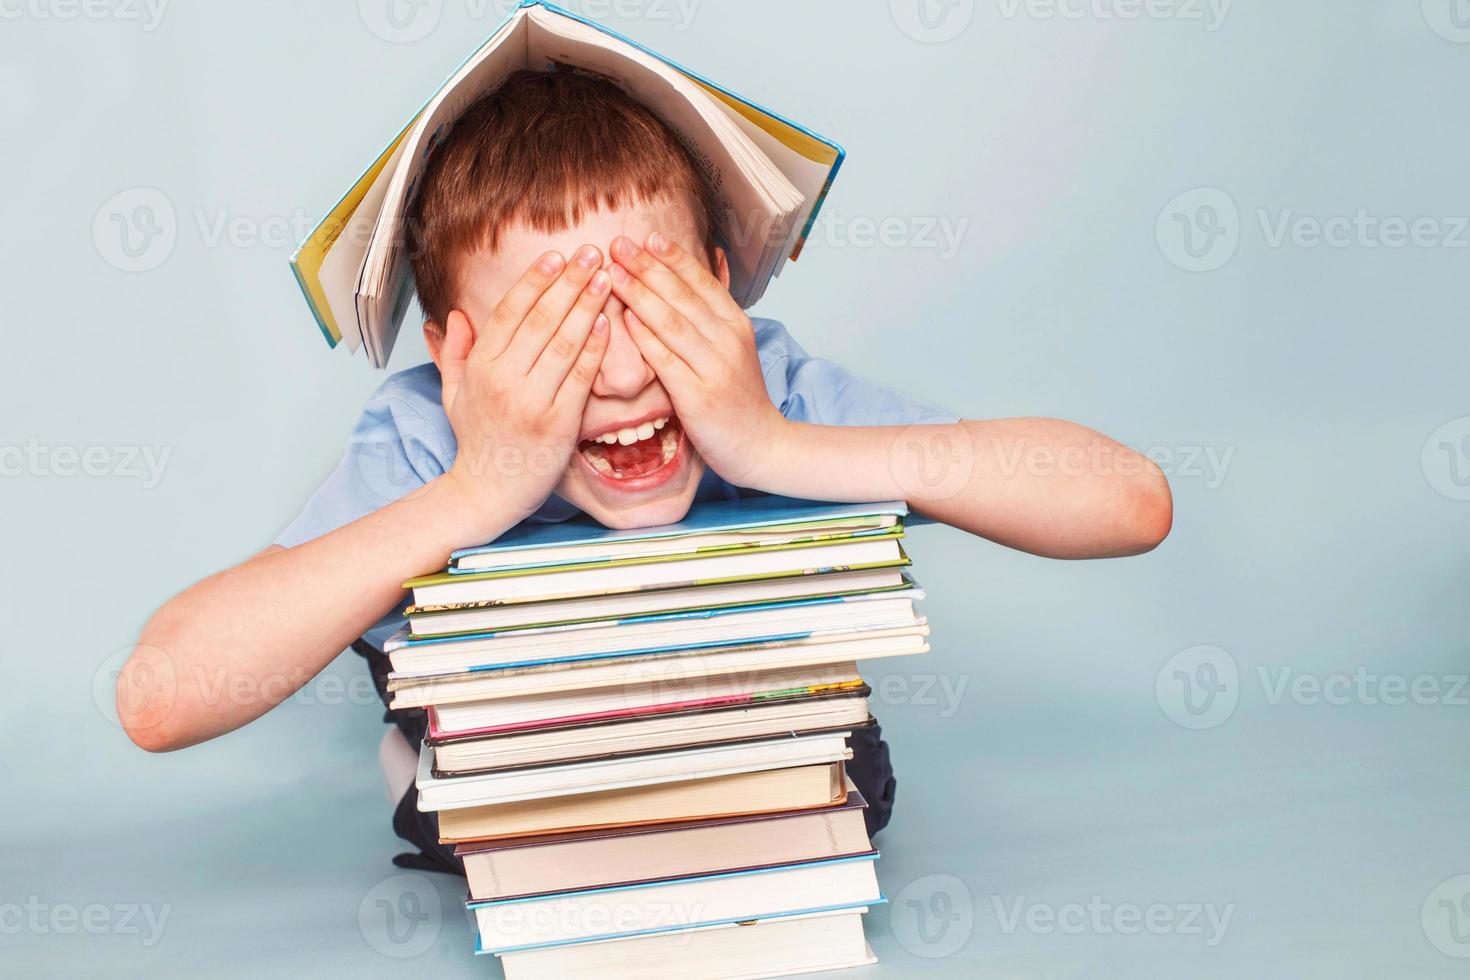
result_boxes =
[608,233,790,489]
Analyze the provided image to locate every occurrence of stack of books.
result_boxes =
[389,496,930,979]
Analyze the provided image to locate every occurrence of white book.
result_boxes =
[473,856,881,954]
[430,661,864,735]
[497,909,876,980]
[389,627,930,709]
[407,568,910,637]
[415,731,853,811]
[405,538,904,608]
[433,695,871,773]
[387,596,919,676]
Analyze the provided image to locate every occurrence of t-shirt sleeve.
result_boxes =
[756,319,960,427]
[274,381,453,549]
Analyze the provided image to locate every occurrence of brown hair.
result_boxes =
[407,68,720,330]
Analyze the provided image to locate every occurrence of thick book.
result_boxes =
[470,854,882,954]
[403,533,906,608]
[430,693,872,774]
[290,0,844,367]
[437,762,846,843]
[457,786,871,901]
[415,731,853,811]
[386,591,921,676]
[406,567,913,636]
[427,663,867,736]
[496,909,875,980]
[387,626,930,709]
[449,497,904,573]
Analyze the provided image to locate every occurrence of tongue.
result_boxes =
[605,438,664,477]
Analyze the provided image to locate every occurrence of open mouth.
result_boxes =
[577,414,684,485]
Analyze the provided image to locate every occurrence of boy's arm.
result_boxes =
[608,233,1172,559]
[744,417,1172,558]
[123,478,510,751]
[121,249,613,751]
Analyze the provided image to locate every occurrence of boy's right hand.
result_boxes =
[437,246,611,530]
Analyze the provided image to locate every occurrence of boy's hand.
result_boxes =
[608,233,789,489]
[439,246,611,527]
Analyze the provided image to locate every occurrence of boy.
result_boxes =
[119,70,1171,871]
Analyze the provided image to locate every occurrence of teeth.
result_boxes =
[587,417,673,446]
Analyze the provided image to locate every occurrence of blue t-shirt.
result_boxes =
[276,318,956,642]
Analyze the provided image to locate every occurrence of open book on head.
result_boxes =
[291,0,845,368]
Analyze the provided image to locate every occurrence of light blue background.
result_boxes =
[4,1,1469,976]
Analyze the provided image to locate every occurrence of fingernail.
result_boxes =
[589,270,610,294]
[538,252,564,275]
[575,245,600,268]
[648,232,671,254]
[610,264,630,285]
[613,236,639,258]
[594,313,610,333]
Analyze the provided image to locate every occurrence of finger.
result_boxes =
[643,231,744,321]
[610,235,719,332]
[554,313,611,410]
[501,244,604,372]
[608,261,717,375]
[478,250,566,359]
[622,306,698,392]
[437,310,474,409]
[530,268,611,390]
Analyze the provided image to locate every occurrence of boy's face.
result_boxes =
[436,198,727,529]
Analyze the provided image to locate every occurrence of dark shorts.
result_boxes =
[353,640,898,876]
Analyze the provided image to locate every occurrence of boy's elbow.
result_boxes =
[117,626,189,753]
[1123,458,1173,554]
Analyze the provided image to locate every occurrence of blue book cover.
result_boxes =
[449,495,908,573]
[468,853,880,909]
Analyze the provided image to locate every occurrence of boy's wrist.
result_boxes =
[740,415,810,495]
[428,469,534,546]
